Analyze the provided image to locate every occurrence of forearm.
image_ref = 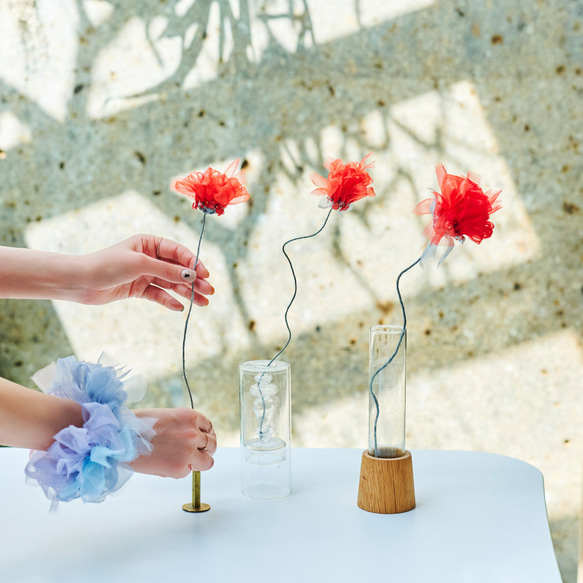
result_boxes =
[0,246,85,301]
[0,376,83,450]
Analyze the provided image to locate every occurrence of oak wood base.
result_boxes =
[357,450,416,514]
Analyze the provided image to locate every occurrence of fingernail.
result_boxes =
[181,269,197,281]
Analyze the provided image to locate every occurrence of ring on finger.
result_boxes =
[199,432,210,453]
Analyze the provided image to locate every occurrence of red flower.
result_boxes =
[414,165,501,253]
[172,160,249,215]
[311,154,376,211]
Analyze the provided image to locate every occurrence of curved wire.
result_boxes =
[255,206,335,438]
[182,213,207,410]
[268,206,334,366]
[369,255,421,453]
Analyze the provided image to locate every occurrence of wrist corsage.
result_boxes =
[25,354,156,511]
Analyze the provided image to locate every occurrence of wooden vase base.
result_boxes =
[357,450,416,514]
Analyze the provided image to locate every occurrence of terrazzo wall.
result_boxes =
[0,1,582,579]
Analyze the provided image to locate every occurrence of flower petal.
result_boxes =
[224,159,240,177]
[310,172,328,189]
[314,155,375,211]
[435,164,447,188]
[413,197,434,215]
[172,161,250,215]
[359,152,375,170]
[417,165,502,268]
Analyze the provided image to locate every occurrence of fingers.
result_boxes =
[189,452,214,472]
[128,236,214,311]
[139,256,214,292]
[192,258,210,279]
[130,407,217,478]
[132,235,211,281]
[142,285,185,311]
[189,413,216,471]
[154,236,211,279]
[137,255,193,286]
[142,283,210,310]
[172,285,211,307]
[188,434,216,472]
[197,428,217,456]
[156,237,196,269]
[151,277,215,299]
[196,411,214,434]
[178,409,216,470]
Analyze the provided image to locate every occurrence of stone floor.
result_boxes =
[0,1,582,580]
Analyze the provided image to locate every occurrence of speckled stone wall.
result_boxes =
[1,0,582,579]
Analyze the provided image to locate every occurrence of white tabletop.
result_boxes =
[0,448,561,583]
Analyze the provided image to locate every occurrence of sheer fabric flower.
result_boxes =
[25,356,155,510]
[414,164,501,265]
[172,160,249,215]
[311,154,376,211]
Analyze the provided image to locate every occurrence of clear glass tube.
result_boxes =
[368,325,407,458]
[239,360,291,499]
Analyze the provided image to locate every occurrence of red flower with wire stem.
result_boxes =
[414,164,501,263]
[311,153,376,211]
[172,159,249,215]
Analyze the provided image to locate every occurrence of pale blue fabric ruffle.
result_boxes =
[25,356,155,510]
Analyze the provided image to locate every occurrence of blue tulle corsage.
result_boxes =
[25,355,156,511]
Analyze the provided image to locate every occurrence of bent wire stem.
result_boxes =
[182,213,207,509]
[269,206,334,366]
[369,256,421,454]
[255,207,335,437]
[182,213,207,409]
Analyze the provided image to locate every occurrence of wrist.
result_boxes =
[38,395,83,450]
[0,377,83,450]
[42,253,87,302]
[25,356,156,509]
[0,246,86,302]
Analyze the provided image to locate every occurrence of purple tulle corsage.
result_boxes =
[25,355,156,511]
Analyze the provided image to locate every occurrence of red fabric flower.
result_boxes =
[311,154,376,211]
[172,160,249,215]
[414,164,502,252]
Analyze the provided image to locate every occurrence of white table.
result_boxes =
[0,448,561,583]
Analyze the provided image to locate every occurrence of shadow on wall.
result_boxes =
[0,0,579,402]
[1,0,582,580]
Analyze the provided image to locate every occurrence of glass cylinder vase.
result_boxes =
[368,325,407,458]
[239,360,291,499]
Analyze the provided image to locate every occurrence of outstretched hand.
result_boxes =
[74,234,214,311]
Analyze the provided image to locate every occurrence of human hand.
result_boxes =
[130,408,217,478]
[71,234,214,311]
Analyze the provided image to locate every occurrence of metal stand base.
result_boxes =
[182,502,211,513]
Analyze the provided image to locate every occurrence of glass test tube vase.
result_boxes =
[239,360,291,499]
[357,325,415,514]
